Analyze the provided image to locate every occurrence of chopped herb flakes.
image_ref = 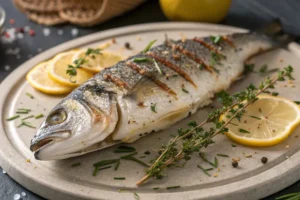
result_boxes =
[197,165,211,177]
[182,88,189,93]
[239,128,250,133]
[93,159,120,167]
[210,36,222,44]
[250,115,261,120]
[114,145,136,153]
[26,93,34,99]
[244,63,255,74]
[114,177,126,180]
[35,114,44,119]
[6,115,20,121]
[151,104,157,113]
[231,144,237,147]
[22,115,34,120]
[134,192,140,200]
[114,161,120,171]
[166,185,180,190]
[71,163,81,167]
[133,57,153,63]
[142,40,157,53]
[217,154,229,157]
[153,59,162,75]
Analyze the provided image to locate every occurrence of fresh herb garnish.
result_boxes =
[294,101,300,105]
[17,121,36,128]
[152,187,160,190]
[210,36,222,44]
[120,152,138,159]
[6,115,20,121]
[205,168,214,171]
[66,48,101,81]
[199,152,217,168]
[182,88,189,93]
[231,144,237,147]
[166,185,181,190]
[133,57,153,63]
[134,192,140,200]
[93,159,120,167]
[153,59,162,75]
[114,145,136,153]
[259,64,268,73]
[99,166,112,171]
[121,156,150,167]
[197,64,204,70]
[93,166,99,176]
[217,154,229,157]
[244,63,255,74]
[239,128,250,134]
[136,66,294,185]
[114,177,126,180]
[197,165,211,177]
[35,114,44,119]
[275,192,300,200]
[71,162,81,167]
[114,160,120,171]
[22,115,34,120]
[250,115,261,120]
[142,40,157,53]
[26,93,34,99]
[151,103,157,113]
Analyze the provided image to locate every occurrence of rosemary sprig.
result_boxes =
[66,48,101,82]
[136,66,294,185]
[142,40,157,53]
[276,192,300,200]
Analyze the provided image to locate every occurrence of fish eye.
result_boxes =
[46,109,67,125]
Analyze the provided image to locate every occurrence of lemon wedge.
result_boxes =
[26,61,74,95]
[47,51,94,87]
[71,50,122,73]
[221,94,300,147]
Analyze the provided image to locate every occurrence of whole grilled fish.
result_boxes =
[30,33,276,160]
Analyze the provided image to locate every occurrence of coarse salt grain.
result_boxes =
[24,26,30,32]
[4,65,10,71]
[57,29,63,35]
[13,194,21,200]
[17,32,24,39]
[43,28,51,36]
[21,192,26,197]
[2,169,6,174]
[71,28,79,36]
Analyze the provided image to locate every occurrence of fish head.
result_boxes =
[30,89,119,160]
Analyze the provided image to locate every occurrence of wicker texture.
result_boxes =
[13,0,143,26]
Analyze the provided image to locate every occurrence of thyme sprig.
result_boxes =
[66,48,101,82]
[136,66,294,185]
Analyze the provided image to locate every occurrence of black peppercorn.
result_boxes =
[261,157,268,164]
[232,160,238,168]
[144,151,150,155]
[125,42,131,49]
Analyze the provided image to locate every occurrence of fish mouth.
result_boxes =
[30,130,71,160]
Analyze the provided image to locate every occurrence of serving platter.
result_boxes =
[1,22,300,200]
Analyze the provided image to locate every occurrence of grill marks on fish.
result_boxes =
[221,36,236,48]
[103,74,129,89]
[193,38,225,57]
[147,51,197,87]
[169,42,215,73]
[126,61,177,97]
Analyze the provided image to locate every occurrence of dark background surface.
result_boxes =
[0,0,300,199]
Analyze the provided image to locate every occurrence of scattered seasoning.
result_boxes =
[197,63,204,70]
[197,165,211,177]
[114,160,120,171]
[250,115,261,120]
[114,177,126,180]
[239,128,250,134]
[259,64,268,73]
[232,160,238,168]
[93,159,120,167]
[133,57,153,63]
[182,88,189,93]
[71,28,79,36]
[285,145,290,149]
[121,156,150,167]
[26,159,31,163]
[229,122,238,126]
[120,152,138,159]
[14,194,21,200]
[258,108,262,113]
[294,101,300,105]
[151,104,157,113]
[6,115,20,121]
[35,114,44,119]
[275,192,300,200]
[217,154,229,157]
[199,152,217,168]
[210,36,222,44]
[261,157,268,164]
[245,154,252,158]
[93,166,99,176]
[142,40,157,53]
[166,185,181,190]
[144,151,150,155]
[114,145,136,153]
[57,29,64,35]
[231,144,237,147]
[43,28,51,36]
[152,187,160,190]
[271,92,279,96]
[26,93,34,99]
[134,192,140,200]
[28,29,35,36]
[99,166,112,171]
[124,42,131,50]
[205,168,214,171]
[17,121,36,128]
[153,59,163,75]
[71,162,81,167]
[4,65,10,71]
[21,192,26,197]
[213,173,218,177]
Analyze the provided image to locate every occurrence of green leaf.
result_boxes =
[142,40,157,53]
[151,104,157,113]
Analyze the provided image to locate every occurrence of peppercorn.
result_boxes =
[232,160,238,168]
[261,157,268,164]
[144,151,150,155]
[124,42,131,49]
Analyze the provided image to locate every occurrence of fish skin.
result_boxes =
[30,32,275,160]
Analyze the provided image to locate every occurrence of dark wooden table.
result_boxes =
[0,0,300,199]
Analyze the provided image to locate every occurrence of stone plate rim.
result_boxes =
[1,22,300,200]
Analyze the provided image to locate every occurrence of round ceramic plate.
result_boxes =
[1,22,300,200]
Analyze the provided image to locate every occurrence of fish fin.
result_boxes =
[257,19,298,46]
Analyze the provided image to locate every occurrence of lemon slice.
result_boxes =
[47,51,94,87]
[72,50,122,73]
[221,94,300,147]
[26,62,74,95]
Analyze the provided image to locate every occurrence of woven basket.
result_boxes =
[13,0,144,26]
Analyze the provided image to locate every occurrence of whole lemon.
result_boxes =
[159,0,232,23]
